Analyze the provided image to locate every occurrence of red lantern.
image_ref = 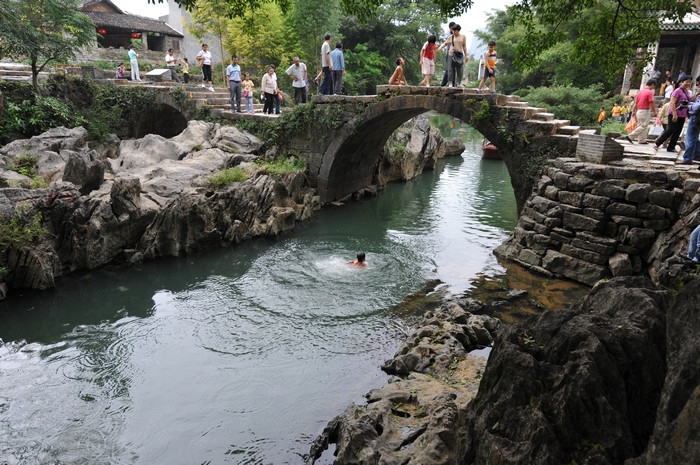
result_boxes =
[131,33,140,39]
[97,28,107,35]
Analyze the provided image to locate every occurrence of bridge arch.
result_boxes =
[308,87,578,212]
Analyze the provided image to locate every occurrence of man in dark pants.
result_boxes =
[440,22,455,87]
[319,33,333,95]
[226,56,242,112]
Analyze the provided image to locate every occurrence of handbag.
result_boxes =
[451,36,465,64]
[625,116,637,132]
[195,56,204,68]
[648,125,663,137]
[243,90,249,97]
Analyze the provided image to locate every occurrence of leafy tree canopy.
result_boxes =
[152,0,474,22]
[0,0,96,94]
[507,0,694,76]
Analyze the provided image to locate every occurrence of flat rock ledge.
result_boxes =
[308,297,500,464]
[308,276,700,465]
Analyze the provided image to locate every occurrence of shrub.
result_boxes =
[515,84,611,126]
[0,209,46,277]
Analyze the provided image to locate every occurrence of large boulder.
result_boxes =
[62,150,105,195]
[624,278,700,465]
[459,277,670,465]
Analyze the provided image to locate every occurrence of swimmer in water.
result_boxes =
[348,252,367,267]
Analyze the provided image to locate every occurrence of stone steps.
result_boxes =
[556,125,582,136]
[531,112,555,121]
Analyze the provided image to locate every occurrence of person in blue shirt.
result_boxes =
[226,56,242,113]
[330,42,345,95]
[127,45,141,82]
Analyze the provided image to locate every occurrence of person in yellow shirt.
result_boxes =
[598,107,606,126]
[611,102,621,121]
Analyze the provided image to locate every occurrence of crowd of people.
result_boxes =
[115,23,499,115]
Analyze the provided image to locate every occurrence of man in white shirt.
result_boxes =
[319,33,333,95]
[285,57,307,104]
[165,49,181,83]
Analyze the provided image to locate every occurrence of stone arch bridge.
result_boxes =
[292,86,582,212]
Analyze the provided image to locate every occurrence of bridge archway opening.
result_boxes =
[131,103,188,139]
[318,96,495,203]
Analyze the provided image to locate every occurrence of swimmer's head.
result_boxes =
[357,252,366,262]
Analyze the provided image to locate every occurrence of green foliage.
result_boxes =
[0,76,159,144]
[0,0,96,94]
[160,0,473,23]
[343,44,390,95]
[208,166,249,188]
[516,84,611,126]
[0,209,47,276]
[8,154,39,178]
[471,100,491,122]
[474,8,615,95]
[254,155,306,176]
[508,0,693,77]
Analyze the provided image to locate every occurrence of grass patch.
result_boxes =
[207,167,249,188]
[254,156,306,177]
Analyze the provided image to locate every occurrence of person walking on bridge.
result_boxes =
[166,49,182,83]
[319,33,333,95]
[226,56,242,113]
[624,79,657,144]
[437,24,468,88]
[286,57,307,104]
[330,42,345,95]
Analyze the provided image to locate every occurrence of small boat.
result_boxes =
[482,140,502,160]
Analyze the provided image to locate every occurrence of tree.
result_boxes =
[153,0,474,22]
[287,0,342,71]
[186,0,231,84]
[0,0,95,94]
[508,0,694,76]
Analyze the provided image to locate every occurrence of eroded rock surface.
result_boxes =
[309,277,699,465]
[0,122,317,292]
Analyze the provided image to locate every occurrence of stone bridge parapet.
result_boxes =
[293,86,582,210]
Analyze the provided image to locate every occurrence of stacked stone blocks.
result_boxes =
[495,158,691,285]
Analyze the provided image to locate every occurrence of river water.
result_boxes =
[0,121,585,464]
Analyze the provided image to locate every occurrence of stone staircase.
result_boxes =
[500,96,582,139]
[0,62,53,83]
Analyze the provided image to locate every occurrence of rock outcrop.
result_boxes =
[377,115,465,185]
[308,276,700,465]
[0,122,319,292]
[308,297,500,464]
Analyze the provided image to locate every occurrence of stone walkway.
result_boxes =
[616,138,700,178]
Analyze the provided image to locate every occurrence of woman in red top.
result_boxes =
[419,35,437,86]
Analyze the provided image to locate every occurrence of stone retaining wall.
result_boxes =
[495,158,700,285]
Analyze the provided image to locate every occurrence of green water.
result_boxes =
[0,125,535,464]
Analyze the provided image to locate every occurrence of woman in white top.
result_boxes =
[261,67,278,115]
[196,44,214,92]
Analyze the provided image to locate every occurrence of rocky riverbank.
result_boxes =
[307,273,699,464]
[0,115,464,298]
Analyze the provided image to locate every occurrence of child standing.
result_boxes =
[477,41,497,92]
[419,35,437,87]
[598,106,606,126]
[611,102,621,121]
[180,58,189,84]
[242,72,255,113]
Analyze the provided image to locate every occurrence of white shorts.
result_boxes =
[421,57,435,75]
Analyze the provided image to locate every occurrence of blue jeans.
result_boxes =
[229,81,241,111]
[683,115,699,161]
[689,224,700,262]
